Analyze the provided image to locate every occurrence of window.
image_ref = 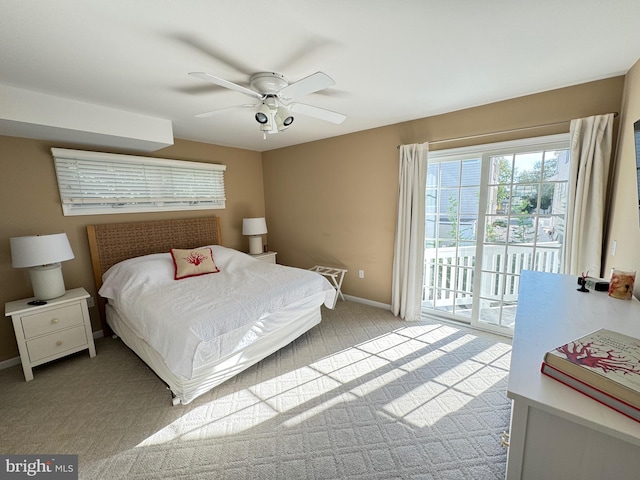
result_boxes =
[423,134,570,335]
[52,148,226,216]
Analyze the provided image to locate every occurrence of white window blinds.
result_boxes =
[51,148,226,216]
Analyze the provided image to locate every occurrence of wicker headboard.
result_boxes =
[87,216,222,334]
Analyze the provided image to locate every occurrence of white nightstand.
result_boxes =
[5,287,96,381]
[251,251,277,264]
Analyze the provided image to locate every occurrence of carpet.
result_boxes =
[0,301,512,479]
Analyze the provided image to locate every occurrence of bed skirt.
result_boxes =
[106,292,324,405]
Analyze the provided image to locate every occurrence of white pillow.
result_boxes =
[99,253,174,301]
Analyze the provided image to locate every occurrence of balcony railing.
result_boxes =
[423,242,562,309]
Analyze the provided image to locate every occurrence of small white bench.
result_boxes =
[309,265,347,308]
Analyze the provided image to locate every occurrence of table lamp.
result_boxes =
[10,233,75,301]
[242,217,268,255]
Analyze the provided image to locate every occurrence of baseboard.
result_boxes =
[0,356,21,370]
[343,295,391,310]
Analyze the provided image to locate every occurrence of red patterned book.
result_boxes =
[541,328,640,422]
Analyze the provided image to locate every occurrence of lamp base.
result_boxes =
[29,264,66,300]
[248,236,264,255]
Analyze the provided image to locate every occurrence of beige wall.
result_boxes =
[0,75,631,363]
[0,137,264,361]
[262,77,625,305]
[604,58,640,295]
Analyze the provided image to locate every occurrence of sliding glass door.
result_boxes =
[422,135,570,336]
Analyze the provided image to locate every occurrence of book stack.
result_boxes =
[541,328,640,422]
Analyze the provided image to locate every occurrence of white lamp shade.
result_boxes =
[10,233,75,268]
[242,218,268,236]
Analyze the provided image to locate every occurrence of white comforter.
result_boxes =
[99,246,335,378]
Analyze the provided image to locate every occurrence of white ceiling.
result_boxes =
[2,1,640,152]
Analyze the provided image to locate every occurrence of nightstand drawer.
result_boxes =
[26,324,88,363]
[21,304,84,339]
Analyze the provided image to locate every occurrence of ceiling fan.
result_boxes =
[189,70,347,137]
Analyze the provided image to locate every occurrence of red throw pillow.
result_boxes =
[170,247,220,280]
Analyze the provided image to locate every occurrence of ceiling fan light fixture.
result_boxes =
[258,112,277,137]
[278,106,294,126]
[275,106,294,131]
[255,103,270,124]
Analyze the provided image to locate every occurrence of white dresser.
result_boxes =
[506,271,640,479]
[5,287,96,381]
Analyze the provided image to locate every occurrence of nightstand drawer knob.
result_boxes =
[55,340,63,347]
[51,318,59,324]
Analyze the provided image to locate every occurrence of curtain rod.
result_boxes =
[396,112,618,149]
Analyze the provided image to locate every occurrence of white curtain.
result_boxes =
[392,143,428,321]
[563,113,614,276]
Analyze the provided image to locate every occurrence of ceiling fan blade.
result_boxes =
[189,72,262,100]
[275,37,335,72]
[172,34,254,76]
[195,104,256,118]
[312,88,351,99]
[279,72,335,100]
[290,103,346,124]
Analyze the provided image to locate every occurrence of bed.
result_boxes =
[87,216,336,405]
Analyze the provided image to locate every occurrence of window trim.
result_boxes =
[428,133,570,162]
[52,148,226,216]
